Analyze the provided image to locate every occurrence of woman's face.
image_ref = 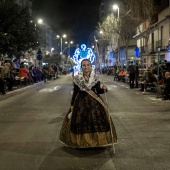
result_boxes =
[81,60,92,73]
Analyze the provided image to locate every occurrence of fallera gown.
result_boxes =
[59,71,117,148]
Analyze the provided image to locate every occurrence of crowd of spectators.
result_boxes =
[0,60,65,95]
[104,62,170,100]
[1,59,170,100]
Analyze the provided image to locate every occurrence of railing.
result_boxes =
[139,46,147,54]
[148,39,167,53]
[139,39,167,54]
[156,39,167,50]
[148,42,156,53]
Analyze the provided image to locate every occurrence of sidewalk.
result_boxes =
[103,74,166,101]
[0,81,44,101]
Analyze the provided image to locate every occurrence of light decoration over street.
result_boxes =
[72,44,95,75]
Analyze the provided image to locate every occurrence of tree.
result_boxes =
[0,0,39,57]
[118,11,138,64]
[43,53,61,65]
[97,10,137,65]
[124,0,157,53]
[98,14,119,52]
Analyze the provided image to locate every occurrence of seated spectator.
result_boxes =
[162,71,170,100]
[106,66,114,75]
[11,59,20,70]
[1,63,14,91]
[0,77,6,95]
[35,67,43,82]
[52,64,58,79]
[26,65,34,84]
[139,70,157,92]
[117,69,126,82]
[114,67,120,81]
[48,66,54,80]
[42,65,49,82]
[29,65,37,83]
[19,63,30,85]
[157,71,166,98]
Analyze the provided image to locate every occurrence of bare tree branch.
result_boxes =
[125,0,157,51]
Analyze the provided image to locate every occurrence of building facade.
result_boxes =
[98,0,170,69]
[135,0,170,68]
[99,0,137,67]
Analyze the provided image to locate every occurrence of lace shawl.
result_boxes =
[73,71,99,91]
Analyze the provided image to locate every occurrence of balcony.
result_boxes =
[155,39,167,51]
[147,39,167,53]
[139,46,147,54]
[148,43,156,53]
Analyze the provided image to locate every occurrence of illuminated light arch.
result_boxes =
[72,44,95,75]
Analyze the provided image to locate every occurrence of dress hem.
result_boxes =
[59,140,118,149]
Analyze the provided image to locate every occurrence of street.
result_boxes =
[0,74,170,170]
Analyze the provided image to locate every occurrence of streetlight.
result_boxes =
[113,5,120,66]
[156,47,161,98]
[56,34,67,54]
[113,4,119,18]
[36,18,48,66]
[100,30,104,38]
[100,30,103,35]
[51,47,54,53]
[61,41,74,70]
[63,41,74,55]
[38,19,43,24]
[37,18,48,34]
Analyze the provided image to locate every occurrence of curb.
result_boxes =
[0,82,44,101]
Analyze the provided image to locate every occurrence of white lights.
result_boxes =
[38,19,43,24]
[100,31,103,34]
[113,4,119,18]
[56,34,67,54]
[51,48,54,52]
[113,4,119,10]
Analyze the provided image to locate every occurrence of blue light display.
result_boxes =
[134,46,140,57]
[72,44,95,75]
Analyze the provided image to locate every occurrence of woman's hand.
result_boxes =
[102,84,107,90]
[71,106,74,112]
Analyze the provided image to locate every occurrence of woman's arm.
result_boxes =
[92,81,108,94]
[71,83,79,106]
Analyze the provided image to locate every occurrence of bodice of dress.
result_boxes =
[71,81,105,106]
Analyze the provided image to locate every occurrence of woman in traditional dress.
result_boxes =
[60,59,117,148]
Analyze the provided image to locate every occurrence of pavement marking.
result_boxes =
[39,86,61,93]
[102,77,164,102]
[148,96,163,101]
[107,85,117,90]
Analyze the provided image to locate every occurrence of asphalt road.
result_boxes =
[0,74,169,170]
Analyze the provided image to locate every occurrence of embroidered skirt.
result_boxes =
[59,93,117,148]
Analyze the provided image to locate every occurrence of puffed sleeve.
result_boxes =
[71,83,80,106]
[91,81,107,94]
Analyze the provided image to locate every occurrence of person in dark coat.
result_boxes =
[135,63,139,88]
[127,61,136,88]
[162,71,170,100]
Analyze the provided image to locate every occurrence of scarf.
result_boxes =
[73,70,99,91]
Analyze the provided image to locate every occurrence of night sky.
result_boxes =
[33,0,101,44]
